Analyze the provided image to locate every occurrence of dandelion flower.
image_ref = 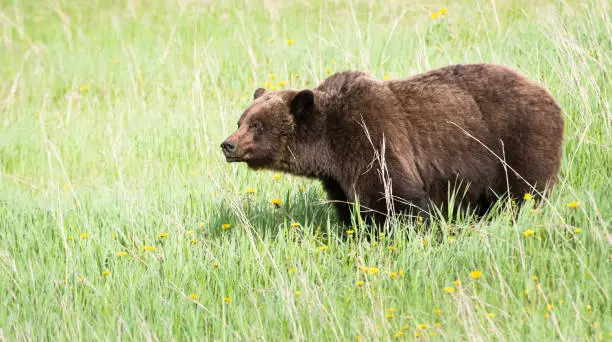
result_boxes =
[368,267,379,275]
[449,237,456,242]
[102,270,111,276]
[67,236,73,241]
[185,230,194,236]
[189,239,198,244]
[401,325,409,331]
[289,268,296,274]
[524,193,533,200]
[326,68,333,74]
[295,290,301,296]
[435,322,442,328]
[157,232,168,239]
[213,262,219,268]
[113,57,120,63]
[224,297,231,303]
[469,270,482,279]
[278,81,287,87]
[536,283,541,290]
[567,201,579,208]
[385,313,393,319]
[141,245,155,251]
[287,39,294,46]
[299,185,306,191]
[317,245,328,253]
[418,323,428,330]
[444,287,455,293]
[383,74,390,80]
[222,223,231,230]
[530,209,537,213]
[116,251,128,257]
[189,294,199,300]
[523,229,535,237]
[388,246,398,252]
[394,331,405,338]
[398,269,404,276]
[587,304,592,311]
[80,233,88,240]
[268,73,276,79]
[433,308,443,314]
[573,228,581,234]
[245,187,256,194]
[291,222,300,228]
[488,313,496,318]
[111,233,118,239]
[390,271,398,279]
[532,275,538,281]
[80,85,89,92]
[358,265,369,272]
[271,198,282,208]
[264,81,273,88]
[547,304,553,311]
[346,229,355,235]
[544,313,549,319]
[357,280,364,287]
[430,12,440,20]
[439,8,448,14]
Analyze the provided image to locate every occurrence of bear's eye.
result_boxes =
[250,121,263,131]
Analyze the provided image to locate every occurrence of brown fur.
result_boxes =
[221,64,564,227]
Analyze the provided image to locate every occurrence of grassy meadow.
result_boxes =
[0,0,610,340]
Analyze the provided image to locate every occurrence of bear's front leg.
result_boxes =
[321,177,352,226]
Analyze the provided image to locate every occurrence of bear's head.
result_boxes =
[221,87,316,171]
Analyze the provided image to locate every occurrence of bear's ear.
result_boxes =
[290,90,315,124]
[253,88,266,99]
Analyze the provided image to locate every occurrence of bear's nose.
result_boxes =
[221,140,237,155]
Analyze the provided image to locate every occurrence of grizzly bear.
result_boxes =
[221,64,564,227]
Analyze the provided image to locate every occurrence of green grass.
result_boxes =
[0,0,610,340]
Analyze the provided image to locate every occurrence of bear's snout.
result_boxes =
[221,140,238,159]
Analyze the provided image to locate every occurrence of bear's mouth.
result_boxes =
[225,156,245,163]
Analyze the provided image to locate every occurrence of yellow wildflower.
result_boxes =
[454,279,461,286]
[157,232,168,239]
[287,39,294,46]
[271,198,282,207]
[401,325,409,330]
[547,304,553,311]
[389,246,398,252]
[435,322,442,328]
[295,290,301,296]
[141,245,155,251]
[449,236,456,242]
[394,331,405,338]
[530,209,537,213]
[268,73,276,79]
[573,228,581,234]
[113,57,120,63]
[111,233,118,239]
[67,236,73,241]
[383,74,390,80]
[544,313,549,319]
[398,269,404,276]
[299,185,306,191]
[532,275,538,281]
[430,12,440,20]
[80,233,88,240]
[189,294,199,300]
[523,229,535,237]
[224,297,231,303]
[264,81,273,88]
[587,304,592,311]
[439,8,448,14]
[80,85,89,92]
[289,268,296,274]
[469,270,482,279]
[385,313,393,319]
[390,271,398,279]
[291,222,300,228]
[185,230,194,236]
[222,223,231,230]
[357,280,364,287]
[102,270,111,276]
[278,81,287,87]
[418,323,428,330]
[213,262,219,268]
[368,267,379,275]
[488,313,496,318]
[116,251,128,257]
[245,187,256,194]
[189,239,198,244]
[444,287,455,293]
[524,193,533,200]
[326,68,332,74]
[317,245,328,252]
[346,229,355,235]
[433,308,443,314]
[358,265,369,272]
[567,201,579,208]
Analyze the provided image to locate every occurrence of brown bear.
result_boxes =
[221,63,564,227]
